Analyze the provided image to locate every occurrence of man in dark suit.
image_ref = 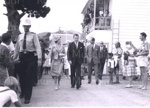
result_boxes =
[86,37,100,84]
[67,34,84,89]
[99,41,108,80]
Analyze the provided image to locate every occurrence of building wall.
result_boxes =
[86,30,112,52]
[111,0,150,50]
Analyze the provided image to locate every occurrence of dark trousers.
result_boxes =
[70,61,81,87]
[19,52,37,100]
[14,64,19,78]
[33,56,38,84]
[99,58,106,78]
[114,63,120,82]
[108,68,114,83]
[37,63,43,79]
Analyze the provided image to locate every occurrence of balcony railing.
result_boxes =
[83,16,111,35]
[95,16,111,30]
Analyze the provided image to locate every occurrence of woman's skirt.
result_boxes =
[51,59,63,77]
[0,66,8,86]
[126,60,136,76]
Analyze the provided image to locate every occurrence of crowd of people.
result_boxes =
[0,18,150,107]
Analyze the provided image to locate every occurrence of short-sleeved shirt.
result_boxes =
[0,87,18,107]
[139,40,149,55]
[108,59,115,68]
[14,32,42,59]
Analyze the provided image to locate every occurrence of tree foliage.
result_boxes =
[4,0,50,18]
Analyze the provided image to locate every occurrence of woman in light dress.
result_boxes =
[124,41,137,88]
[50,36,65,90]
[131,32,149,90]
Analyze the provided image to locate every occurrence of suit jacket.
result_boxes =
[86,44,100,64]
[99,45,108,60]
[67,42,84,65]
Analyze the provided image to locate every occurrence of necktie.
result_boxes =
[76,42,78,48]
[92,45,94,52]
[23,33,27,50]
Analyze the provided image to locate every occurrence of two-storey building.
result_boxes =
[81,0,150,52]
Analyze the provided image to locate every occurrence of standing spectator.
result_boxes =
[0,32,12,86]
[107,53,115,84]
[86,37,100,84]
[0,76,21,107]
[80,40,87,80]
[50,35,65,90]
[38,40,45,80]
[131,32,149,90]
[43,49,50,75]
[13,18,42,104]
[99,41,108,80]
[67,34,85,89]
[64,40,71,78]
[113,42,123,84]
[124,41,137,88]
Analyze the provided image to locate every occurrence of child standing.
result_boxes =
[107,53,115,84]
[43,49,51,75]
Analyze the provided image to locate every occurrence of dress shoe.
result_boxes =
[96,80,99,85]
[88,81,91,84]
[71,85,75,88]
[33,83,37,86]
[24,100,30,104]
[19,94,24,99]
[122,76,126,80]
[113,81,120,84]
[76,86,80,89]
[99,77,102,80]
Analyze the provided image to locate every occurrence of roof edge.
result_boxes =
[81,0,93,14]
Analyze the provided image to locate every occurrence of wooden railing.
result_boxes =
[82,16,111,35]
[95,16,111,30]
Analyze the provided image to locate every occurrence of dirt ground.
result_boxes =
[20,75,150,107]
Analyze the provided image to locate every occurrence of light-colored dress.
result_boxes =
[50,45,65,77]
[43,53,51,67]
[126,48,136,76]
[64,47,71,75]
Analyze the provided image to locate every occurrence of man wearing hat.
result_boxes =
[99,41,108,80]
[13,18,42,104]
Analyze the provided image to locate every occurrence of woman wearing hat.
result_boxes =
[50,35,65,90]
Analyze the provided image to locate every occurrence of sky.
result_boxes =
[0,0,88,35]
